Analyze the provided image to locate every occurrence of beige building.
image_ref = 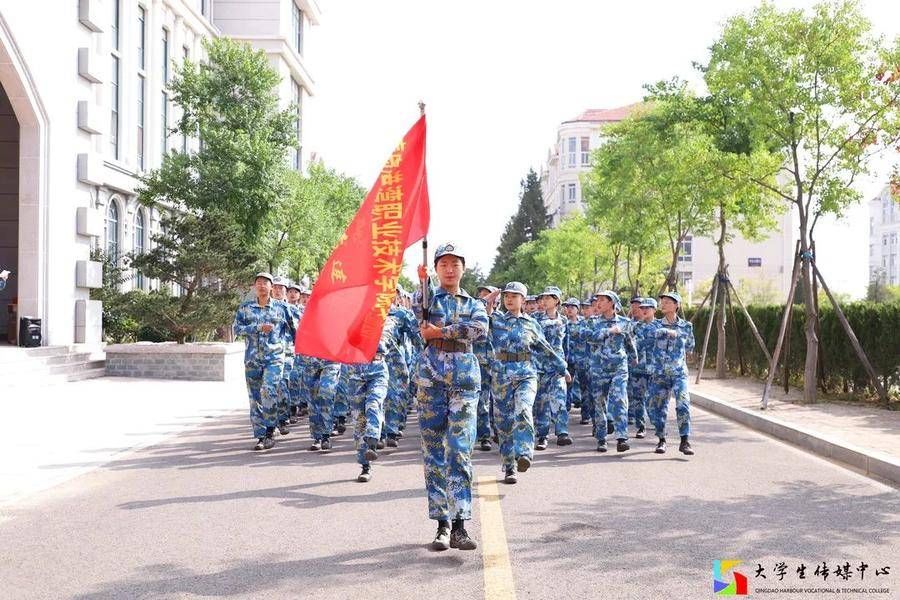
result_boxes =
[869,184,899,287]
[0,0,319,346]
[539,103,795,304]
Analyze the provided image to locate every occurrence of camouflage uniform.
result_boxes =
[564,314,584,410]
[628,317,656,431]
[333,364,350,424]
[287,304,306,414]
[585,312,637,443]
[570,314,594,425]
[382,304,422,440]
[533,310,570,440]
[473,302,495,443]
[347,359,389,467]
[301,355,342,443]
[413,280,488,522]
[646,316,695,438]
[490,309,567,472]
[277,300,301,425]
[233,298,297,439]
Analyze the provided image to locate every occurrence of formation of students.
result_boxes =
[233,242,696,552]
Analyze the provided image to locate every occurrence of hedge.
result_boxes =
[685,301,900,400]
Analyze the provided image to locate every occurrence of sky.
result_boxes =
[303,0,900,298]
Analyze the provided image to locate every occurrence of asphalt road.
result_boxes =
[1,405,897,600]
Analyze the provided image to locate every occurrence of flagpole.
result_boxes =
[418,100,429,322]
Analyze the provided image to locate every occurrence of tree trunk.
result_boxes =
[799,211,819,404]
[715,204,727,379]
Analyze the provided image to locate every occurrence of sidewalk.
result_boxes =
[692,376,900,486]
[0,376,247,511]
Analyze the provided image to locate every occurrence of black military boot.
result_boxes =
[364,437,379,461]
[679,435,694,455]
[450,519,477,550]
[655,437,667,454]
[616,438,630,452]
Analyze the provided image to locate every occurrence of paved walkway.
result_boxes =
[694,377,900,463]
[0,377,246,509]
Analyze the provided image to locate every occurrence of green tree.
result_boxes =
[703,0,900,402]
[531,215,614,299]
[257,162,365,280]
[489,169,547,281]
[134,38,296,342]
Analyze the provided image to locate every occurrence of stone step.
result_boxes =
[66,366,106,382]
[47,359,106,376]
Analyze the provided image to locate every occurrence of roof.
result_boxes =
[564,102,646,124]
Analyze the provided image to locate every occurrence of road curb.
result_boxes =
[691,390,900,487]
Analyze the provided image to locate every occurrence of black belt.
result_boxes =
[498,351,531,362]
[428,339,468,353]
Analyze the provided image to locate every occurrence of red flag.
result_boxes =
[295,116,430,363]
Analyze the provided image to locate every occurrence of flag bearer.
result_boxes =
[414,243,488,551]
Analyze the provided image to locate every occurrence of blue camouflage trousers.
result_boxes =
[627,372,650,430]
[417,380,478,522]
[476,362,493,441]
[245,359,283,439]
[493,374,538,470]
[288,356,304,409]
[534,372,569,438]
[566,367,581,409]
[349,360,388,466]
[573,366,593,423]
[333,365,350,420]
[276,354,293,424]
[383,350,410,439]
[592,369,629,441]
[303,360,342,441]
[647,372,691,438]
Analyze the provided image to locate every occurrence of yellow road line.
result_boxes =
[477,475,517,600]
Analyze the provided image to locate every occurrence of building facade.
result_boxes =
[869,184,899,287]
[540,104,643,227]
[0,0,319,346]
[539,103,795,304]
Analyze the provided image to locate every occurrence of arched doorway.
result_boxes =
[0,14,47,344]
[0,80,17,341]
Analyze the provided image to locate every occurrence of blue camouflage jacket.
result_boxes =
[585,313,638,375]
[413,281,489,391]
[385,305,423,356]
[629,319,657,375]
[648,316,695,377]
[534,311,568,375]
[489,311,567,382]
[233,298,298,364]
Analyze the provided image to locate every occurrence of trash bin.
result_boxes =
[19,316,41,347]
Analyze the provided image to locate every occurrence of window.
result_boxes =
[110,57,120,158]
[567,137,576,167]
[292,2,304,55]
[559,188,565,206]
[181,46,190,153]
[110,0,119,51]
[105,201,120,262]
[580,137,590,166]
[567,183,577,202]
[109,0,120,159]
[137,6,145,69]
[678,235,693,262]
[134,210,145,289]
[137,77,145,169]
[291,78,302,170]
[200,0,208,17]
[161,29,169,160]
[884,234,889,247]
